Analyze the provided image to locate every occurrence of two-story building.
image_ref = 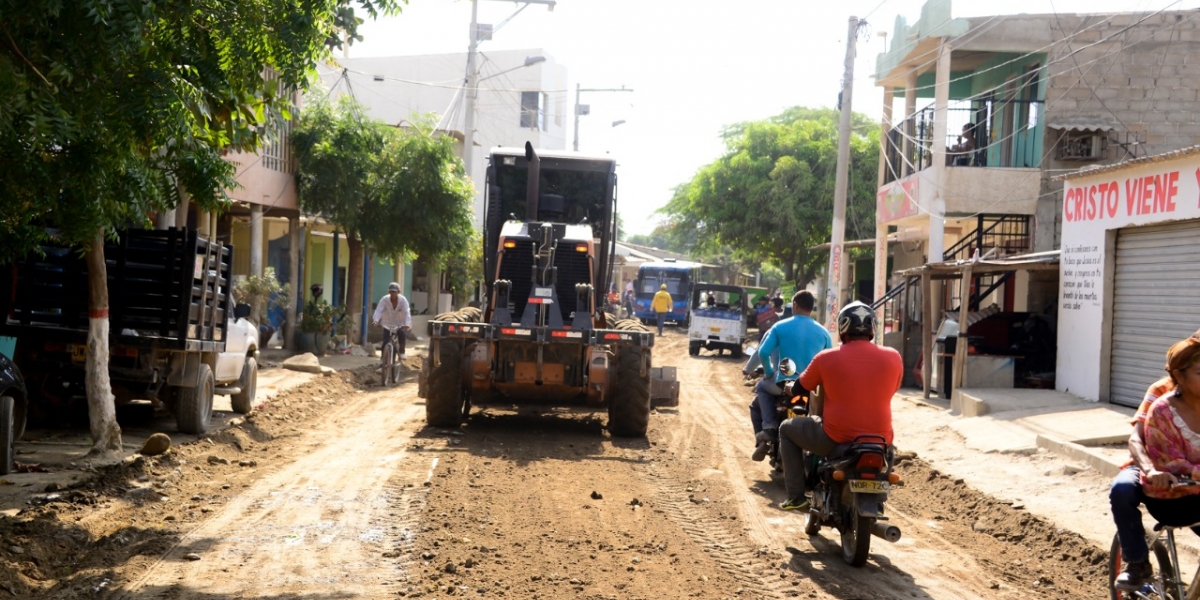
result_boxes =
[871,0,1200,398]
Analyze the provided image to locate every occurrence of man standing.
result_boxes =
[651,283,673,336]
[750,291,832,461]
[777,301,902,511]
[371,282,412,358]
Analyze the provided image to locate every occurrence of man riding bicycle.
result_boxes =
[776,301,902,511]
[372,282,412,358]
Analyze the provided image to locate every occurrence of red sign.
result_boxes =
[1064,170,1181,222]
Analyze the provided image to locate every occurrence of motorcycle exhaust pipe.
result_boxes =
[870,521,901,543]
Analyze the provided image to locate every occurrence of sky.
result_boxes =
[350,0,1200,236]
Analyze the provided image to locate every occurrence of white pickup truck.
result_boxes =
[687,284,749,358]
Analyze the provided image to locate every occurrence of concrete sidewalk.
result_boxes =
[899,386,1134,478]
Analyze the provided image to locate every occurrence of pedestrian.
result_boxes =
[652,283,673,336]
[371,282,412,358]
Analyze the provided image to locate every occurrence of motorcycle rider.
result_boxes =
[777,301,902,511]
[750,291,832,462]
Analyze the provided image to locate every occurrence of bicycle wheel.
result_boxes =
[381,343,394,386]
[1108,533,1181,600]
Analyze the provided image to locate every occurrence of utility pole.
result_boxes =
[461,0,482,178]
[823,16,860,337]
[573,85,632,151]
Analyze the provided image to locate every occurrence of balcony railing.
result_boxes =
[882,97,1044,185]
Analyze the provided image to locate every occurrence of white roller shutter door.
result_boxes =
[1109,220,1200,407]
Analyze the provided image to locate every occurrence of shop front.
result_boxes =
[1057,148,1200,406]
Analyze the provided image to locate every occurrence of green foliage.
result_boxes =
[661,107,879,288]
[299,298,338,334]
[0,0,404,256]
[233,266,291,323]
[291,100,474,267]
[447,234,484,302]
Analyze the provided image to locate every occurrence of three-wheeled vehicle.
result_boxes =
[687,284,748,358]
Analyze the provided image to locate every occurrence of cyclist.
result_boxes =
[776,301,902,511]
[1114,335,1200,590]
[1111,326,1200,589]
[750,291,831,462]
[372,282,412,358]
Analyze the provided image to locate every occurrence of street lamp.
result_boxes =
[573,84,633,151]
[462,0,556,178]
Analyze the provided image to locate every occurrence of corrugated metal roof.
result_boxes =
[1046,115,1118,132]
[1053,145,1200,182]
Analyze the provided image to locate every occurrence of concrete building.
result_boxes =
[317,49,570,228]
[1056,147,1200,406]
[306,50,568,317]
[871,0,1200,398]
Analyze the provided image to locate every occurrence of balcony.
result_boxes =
[878,101,1044,223]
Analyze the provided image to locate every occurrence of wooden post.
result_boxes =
[952,266,973,399]
[921,271,932,399]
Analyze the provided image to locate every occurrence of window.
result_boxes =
[1057,131,1106,160]
[520,91,543,129]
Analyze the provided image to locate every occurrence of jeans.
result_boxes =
[656,312,666,335]
[1111,465,1148,563]
[779,417,836,501]
[750,379,784,433]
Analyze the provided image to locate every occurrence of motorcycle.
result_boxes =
[801,431,903,566]
[748,357,806,474]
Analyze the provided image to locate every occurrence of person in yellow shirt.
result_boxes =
[652,283,673,336]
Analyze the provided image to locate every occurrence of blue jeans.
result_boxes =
[1111,465,1148,563]
[750,379,784,433]
[656,312,666,335]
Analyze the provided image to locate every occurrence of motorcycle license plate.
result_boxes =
[848,480,889,494]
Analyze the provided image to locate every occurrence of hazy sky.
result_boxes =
[351,0,1198,236]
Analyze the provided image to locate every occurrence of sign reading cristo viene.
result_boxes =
[1063,169,1190,223]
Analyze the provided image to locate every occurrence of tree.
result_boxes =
[661,107,878,290]
[0,0,403,456]
[291,100,474,334]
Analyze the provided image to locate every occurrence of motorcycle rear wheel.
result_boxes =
[840,491,872,566]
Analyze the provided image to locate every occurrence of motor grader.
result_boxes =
[419,144,678,436]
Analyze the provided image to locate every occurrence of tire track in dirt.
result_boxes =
[117,386,432,599]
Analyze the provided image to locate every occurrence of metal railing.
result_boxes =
[882,97,1044,185]
[944,214,1031,263]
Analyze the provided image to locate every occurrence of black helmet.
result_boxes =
[837,301,877,339]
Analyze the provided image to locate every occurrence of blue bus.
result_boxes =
[633,260,701,326]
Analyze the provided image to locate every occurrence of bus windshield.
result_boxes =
[639,270,690,296]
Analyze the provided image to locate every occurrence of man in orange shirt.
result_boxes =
[776,301,903,511]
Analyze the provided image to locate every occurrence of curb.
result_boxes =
[1035,434,1124,479]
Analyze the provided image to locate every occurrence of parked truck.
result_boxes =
[420,144,678,436]
[0,228,259,436]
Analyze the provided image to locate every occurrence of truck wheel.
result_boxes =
[732,345,744,359]
[231,357,257,414]
[426,340,464,427]
[688,342,699,356]
[608,347,651,437]
[0,396,14,476]
[176,363,214,434]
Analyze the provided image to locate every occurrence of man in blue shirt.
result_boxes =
[750,290,832,461]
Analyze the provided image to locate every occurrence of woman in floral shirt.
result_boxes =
[1140,336,1200,518]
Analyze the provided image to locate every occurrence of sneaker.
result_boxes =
[1114,560,1152,591]
[781,497,810,511]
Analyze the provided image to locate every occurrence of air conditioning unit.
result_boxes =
[1058,132,1105,160]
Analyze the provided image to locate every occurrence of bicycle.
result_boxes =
[1108,479,1200,600]
[378,325,407,387]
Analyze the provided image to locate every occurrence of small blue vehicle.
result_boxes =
[632,259,700,326]
[687,284,748,358]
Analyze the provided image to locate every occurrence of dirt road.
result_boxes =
[0,332,1112,599]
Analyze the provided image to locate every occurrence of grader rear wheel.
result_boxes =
[608,346,651,437]
[425,340,465,427]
